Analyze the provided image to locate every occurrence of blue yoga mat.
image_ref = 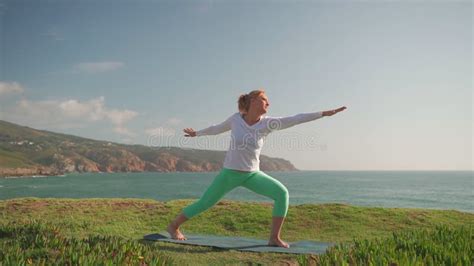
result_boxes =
[144,232,335,254]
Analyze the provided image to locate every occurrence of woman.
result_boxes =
[167,89,347,248]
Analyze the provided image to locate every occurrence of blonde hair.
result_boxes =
[238,89,265,114]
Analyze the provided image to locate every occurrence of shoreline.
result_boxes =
[0,197,473,214]
[1,169,472,179]
[1,174,67,179]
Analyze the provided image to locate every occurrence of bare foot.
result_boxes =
[268,237,290,248]
[166,224,187,240]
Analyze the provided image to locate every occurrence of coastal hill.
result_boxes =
[0,120,297,177]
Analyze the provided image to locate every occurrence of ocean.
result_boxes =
[0,170,472,213]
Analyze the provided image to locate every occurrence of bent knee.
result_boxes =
[275,186,289,202]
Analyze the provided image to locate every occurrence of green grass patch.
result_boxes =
[297,225,472,265]
[0,219,173,265]
[0,149,32,168]
[0,198,472,265]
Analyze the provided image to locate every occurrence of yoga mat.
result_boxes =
[143,232,335,254]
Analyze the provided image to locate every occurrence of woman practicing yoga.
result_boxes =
[167,89,347,248]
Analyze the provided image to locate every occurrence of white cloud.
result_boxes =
[58,97,105,121]
[0,81,24,96]
[113,126,135,137]
[3,97,138,136]
[74,61,124,74]
[105,109,138,125]
[145,116,182,136]
[145,127,176,137]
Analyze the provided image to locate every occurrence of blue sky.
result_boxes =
[0,0,471,170]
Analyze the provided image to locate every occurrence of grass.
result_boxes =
[0,220,174,265]
[307,225,472,265]
[1,197,473,265]
[0,149,32,168]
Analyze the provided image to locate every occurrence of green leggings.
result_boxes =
[183,168,289,218]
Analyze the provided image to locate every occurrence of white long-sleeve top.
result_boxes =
[196,111,324,172]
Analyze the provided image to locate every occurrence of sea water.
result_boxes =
[0,170,472,212]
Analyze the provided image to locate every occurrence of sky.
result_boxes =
[0,0,472,171]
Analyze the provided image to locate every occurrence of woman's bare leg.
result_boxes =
[166,212,188,240]
[268,216,289,248]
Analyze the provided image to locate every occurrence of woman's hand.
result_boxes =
[183,128,197,137]
[323,106,347,117]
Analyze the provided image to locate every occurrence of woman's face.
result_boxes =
[250,94,270,114]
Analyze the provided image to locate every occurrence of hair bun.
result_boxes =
[237,89,265,113]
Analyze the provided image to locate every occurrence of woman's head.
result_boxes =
[238,89,270,115]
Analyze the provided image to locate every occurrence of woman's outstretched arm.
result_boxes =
[183,114,233,137]
[265,106,347,132]
[322,106,347,117]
